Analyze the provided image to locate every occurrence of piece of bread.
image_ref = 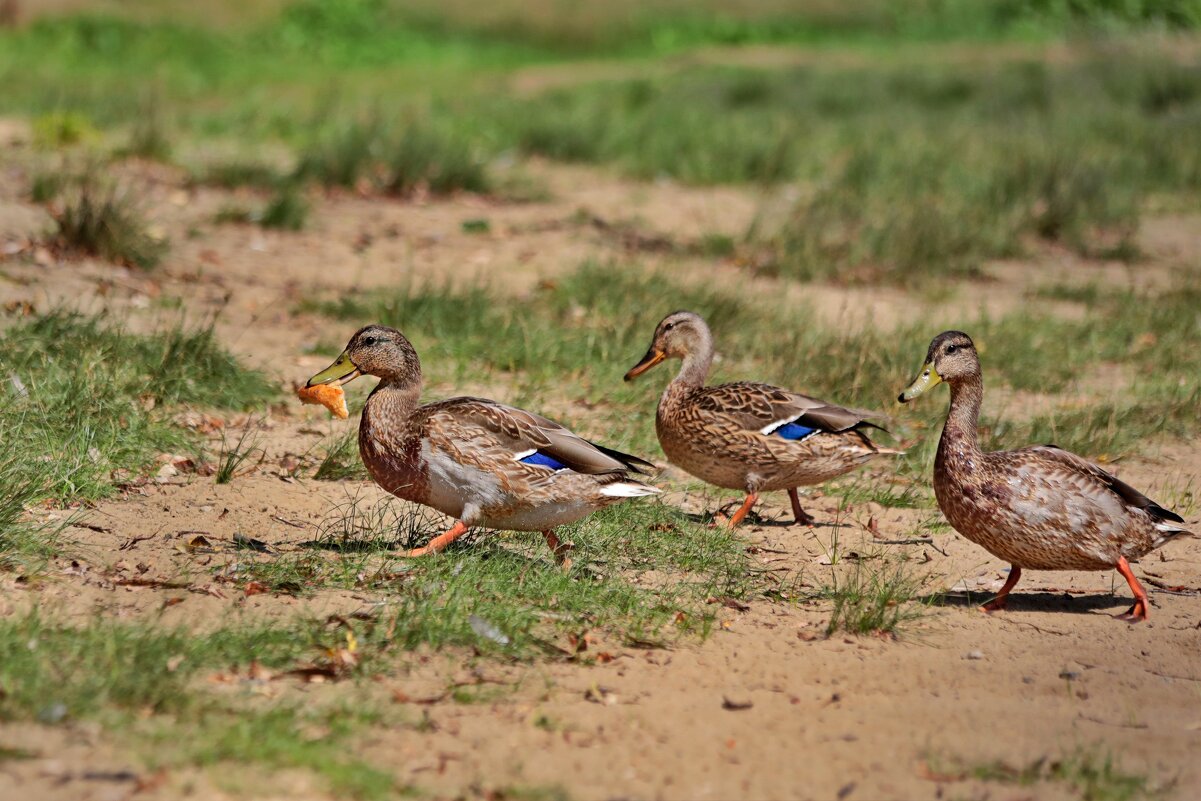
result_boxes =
[297,383,348,419]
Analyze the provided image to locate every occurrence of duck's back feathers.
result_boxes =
[1022,445,1188,528]
[692,381,882,436]
[424,397,651,476]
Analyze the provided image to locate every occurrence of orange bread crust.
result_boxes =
[298,383,348,419]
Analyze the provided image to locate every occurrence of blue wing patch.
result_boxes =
[520,451,568,470]
[775,422,818,440]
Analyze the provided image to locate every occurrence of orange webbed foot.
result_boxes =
[1114,599,1148,623]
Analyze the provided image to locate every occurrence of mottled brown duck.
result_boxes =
[307,325,659,568]
[624,311,898,529]
[899,330,1193,621]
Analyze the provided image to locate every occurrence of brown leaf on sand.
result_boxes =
[181,533,217,553]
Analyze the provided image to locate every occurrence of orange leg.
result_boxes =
[787,488,816,527]
[403,520,470,558]
[542,529,573,571]
[982,565,1022,613]
[1114,556,1149,623]
[725,492,760,530]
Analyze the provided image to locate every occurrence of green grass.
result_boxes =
[259,183,310,229]
[117,98,173,161]
[190,159,287,189]
[0,311,277,503]
[233,497,750,654]
[5,7,1200,294]
[817,555,931,636]
[937,747,1159,801]
[294,115,489,195]
[215,423,264,483]
[46,171,168,269]
[314,430,368,480]
[0,428,60,575]
[0,611,402,799]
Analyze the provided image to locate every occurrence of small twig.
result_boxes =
[1140,575,1201,595]
[874,537,933,546]
[114,577,190,589]
[996,618,1069,637]
[119,533,155,551]
[1145,668,1201,682]
[75,522,112,534]
[271,515,306,529]
[1078,714,1148,730]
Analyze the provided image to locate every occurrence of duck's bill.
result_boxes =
[898,363,941,403]
[623,348,666,381]
[306,350,362,388]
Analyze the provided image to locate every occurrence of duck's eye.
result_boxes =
[361,336,377,347]
[945,344,958,354]
[663,322,676,332]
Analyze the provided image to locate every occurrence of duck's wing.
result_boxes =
[692,382,884,438]
[1022,445,1185,525]
[425,397,655,475]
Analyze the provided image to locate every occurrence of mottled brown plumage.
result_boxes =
[308,325,658,567]
[900,330,1193,621]
[625,311,897,528]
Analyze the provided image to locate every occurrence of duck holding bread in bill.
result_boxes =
[899,330,1193,621]
[306,325,659,568]
[624,311,899,529]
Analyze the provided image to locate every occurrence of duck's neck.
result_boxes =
[363,373,423,447]
[660,342,712,416]
[674,334,715,390]
[676,353,712,389]
[938,375,984,465]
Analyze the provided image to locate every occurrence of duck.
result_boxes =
[306,325,659,568]
[624,311,897,529]
[899,330,1193,621]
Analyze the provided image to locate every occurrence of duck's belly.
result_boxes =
[660,435,750,490]
[934,477,1130,571]
[479,497,604,532]
[411,445,611,532]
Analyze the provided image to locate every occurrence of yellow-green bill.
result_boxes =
[307,350,360,388]
[898,363,941,403]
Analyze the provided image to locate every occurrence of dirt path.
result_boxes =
[1,150,1199,801]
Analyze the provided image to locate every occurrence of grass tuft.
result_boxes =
[259,183,310,230]
[819,556,930,636]
[47,172,167,269]
[385,120,489,196]
[215,424,264,484]
[314,431,368,481]
[192,160,286,189]
[295,115,489,196]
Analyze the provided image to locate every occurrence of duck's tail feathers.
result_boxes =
[1154,520,1193,537]
[601,481,661,498]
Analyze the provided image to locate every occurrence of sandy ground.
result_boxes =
[1,136,1199,801]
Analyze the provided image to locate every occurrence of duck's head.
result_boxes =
[307,325,421,388]
[898,330,979,403]
[624,311,712,381]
